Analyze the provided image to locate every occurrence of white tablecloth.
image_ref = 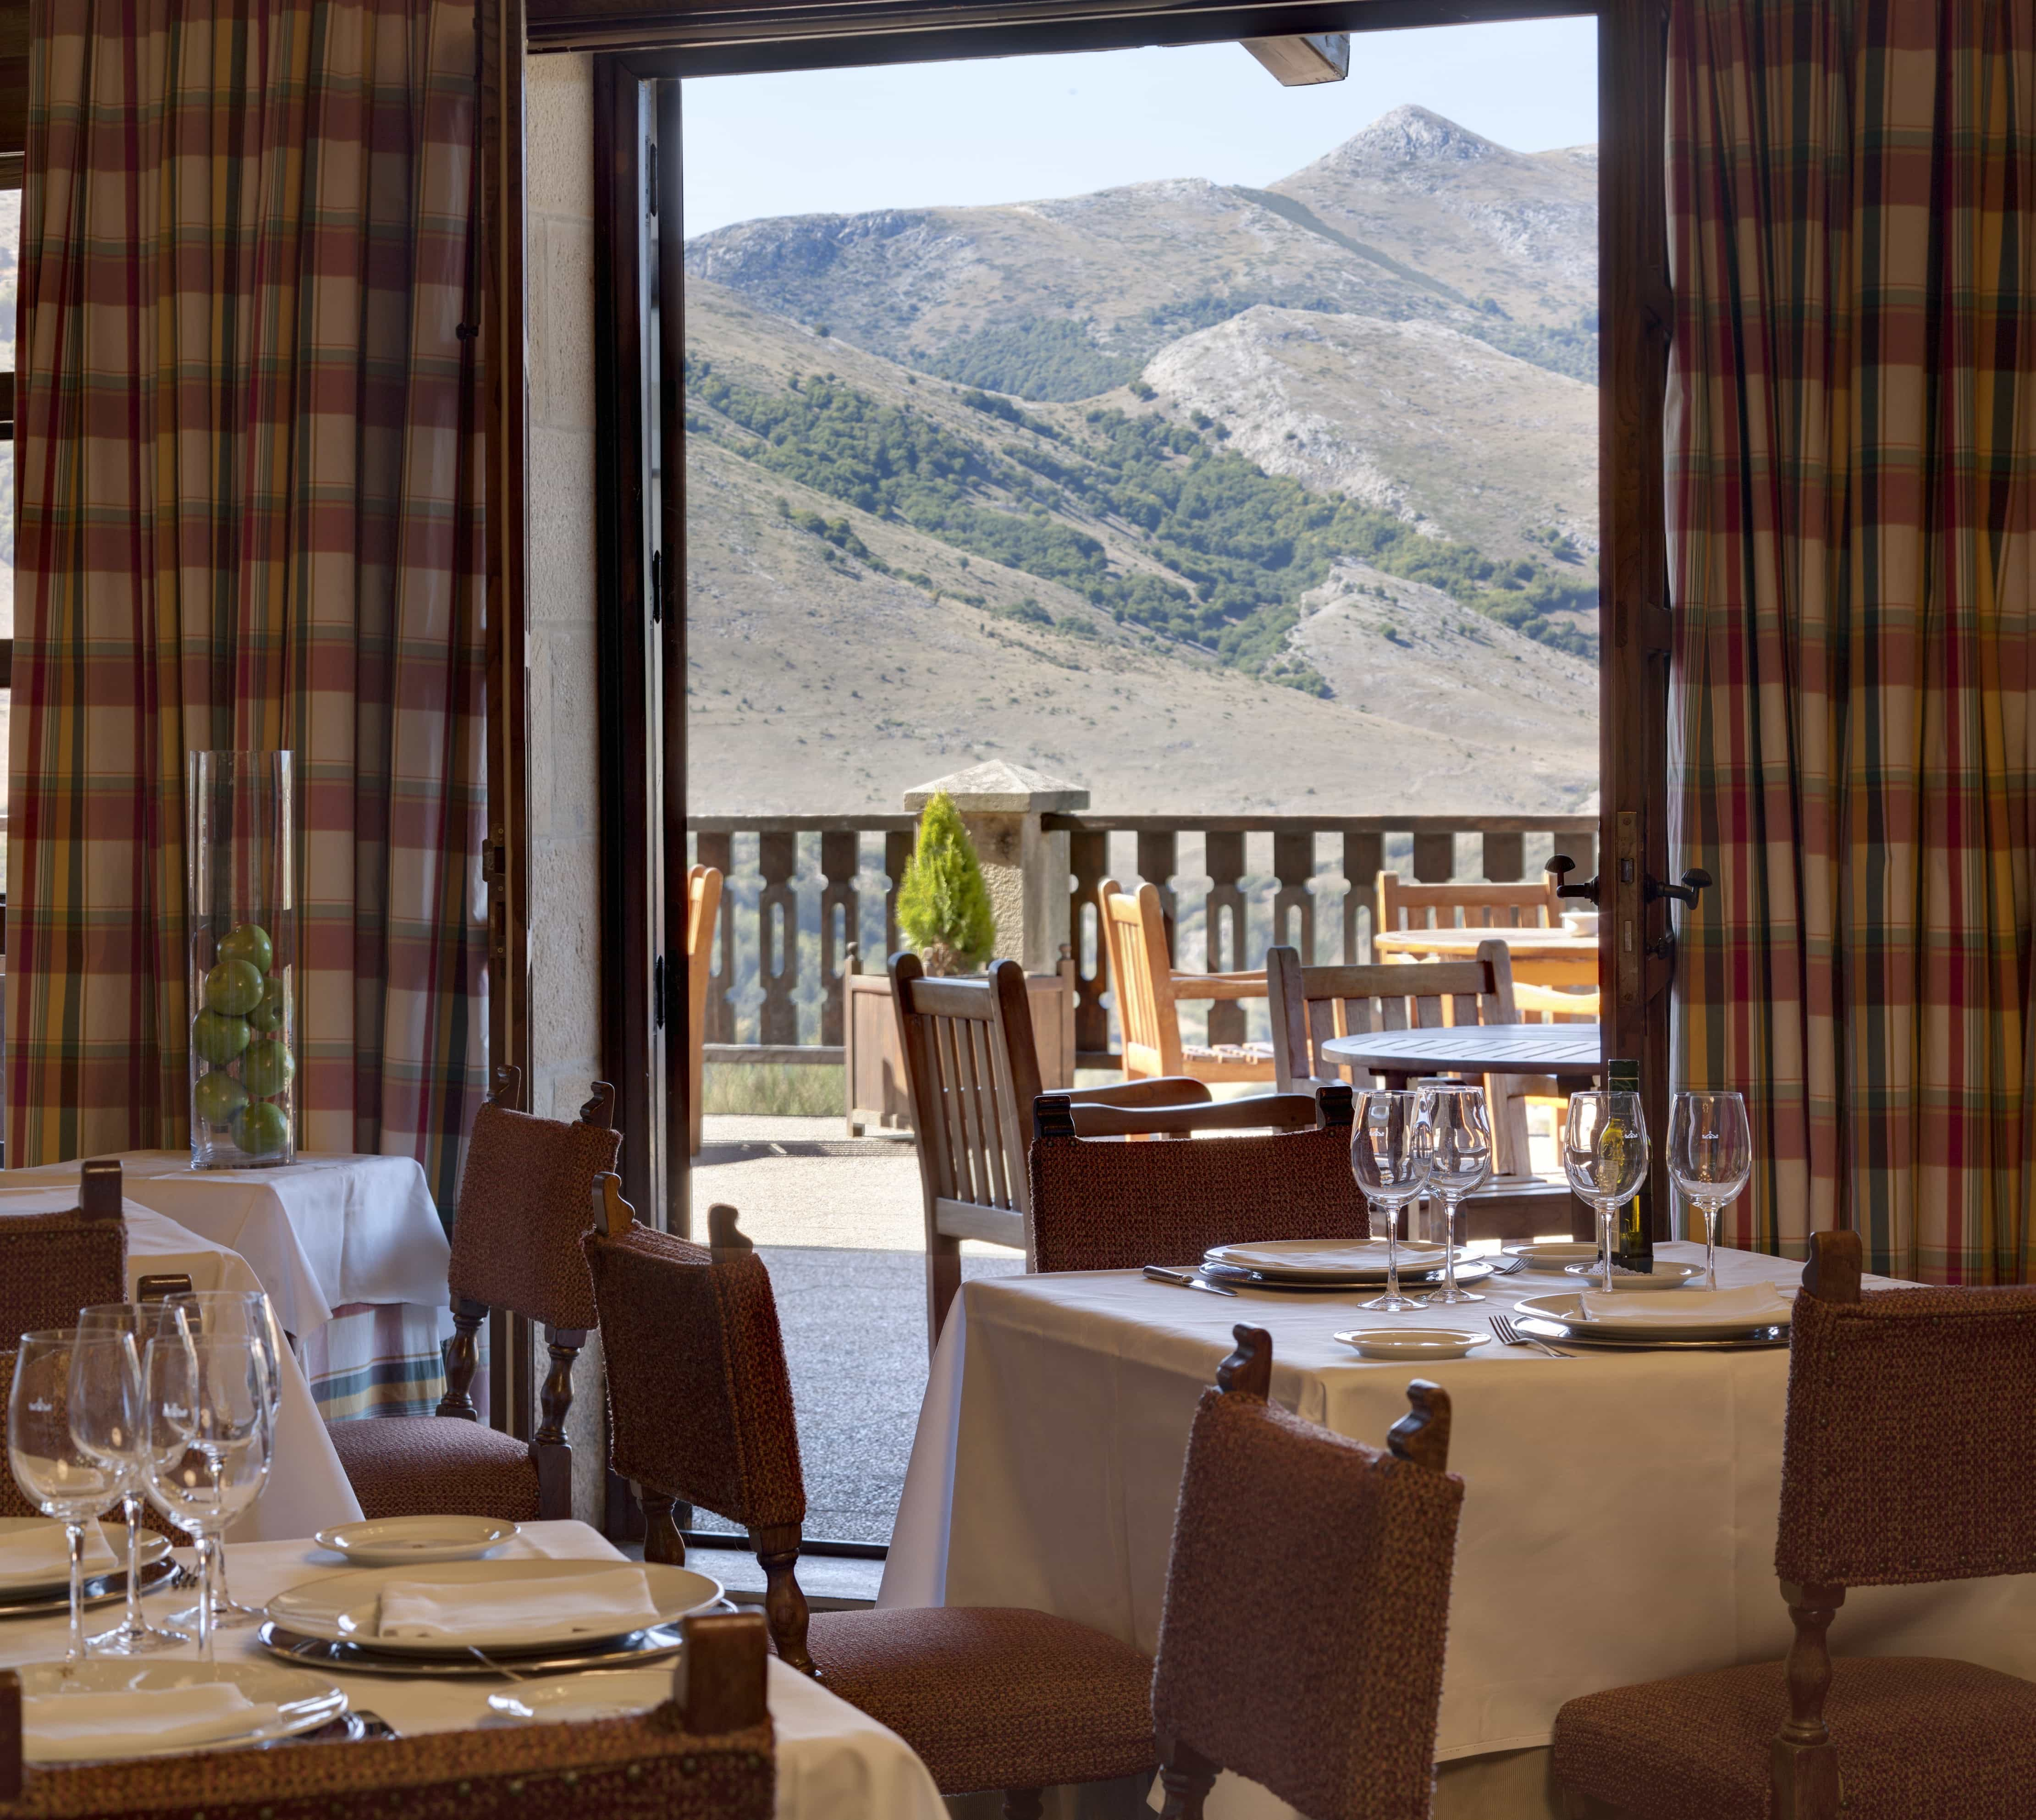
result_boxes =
[0,1186,362,1539]
[0,1521,945,1820]
[881,1241,2036,1819]
[6,1152,451,1340]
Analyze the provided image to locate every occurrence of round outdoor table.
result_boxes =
[1321,1022,1603,1096]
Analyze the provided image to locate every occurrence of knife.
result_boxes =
[1143,1265,1239,1297]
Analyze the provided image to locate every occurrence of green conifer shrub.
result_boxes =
[896,791,996,976]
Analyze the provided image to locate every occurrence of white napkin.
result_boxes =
[26,1683,278,1752]
[0,1521,117,1584]
[1576,1284,1792,1327]
[375,1566,665,1642]
[1208,1242,1448,1273]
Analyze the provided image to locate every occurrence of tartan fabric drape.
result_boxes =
[1668,0,2036,1283]
[8,0,488,1211]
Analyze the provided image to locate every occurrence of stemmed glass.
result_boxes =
[69,1308,189,1655]
[166,1292,282,1629]
[9,1332,122,1666]
[1563,1092,1650,1288]
[1350,1088,1433,1313]
[1668,1091,1754,1289]
[140,1332,272,1663]
[1416,1083,1493,1306]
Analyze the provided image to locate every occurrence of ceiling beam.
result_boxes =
[1241,31,1349,83]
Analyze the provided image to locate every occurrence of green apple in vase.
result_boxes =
[192,1069,248,1127]
[216,921,273,976]
[242,1038,295,1099]
[232,1099,290,1158]
[247,973,287,1034]
[192,1009,251,1064]
[204,957,264,1017]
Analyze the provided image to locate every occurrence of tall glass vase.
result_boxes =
[188,752,296,1169]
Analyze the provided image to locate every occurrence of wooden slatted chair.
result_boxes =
[1098,880,1273,1084]
[687,863,724,1158]
[1376,871,1558,935]
[1264,943,1576,1242]
[1153,1327,1464,1820]
[1026,1082,1364,1275]
[0,1611,774,1819]
[1553,1229,2036,1820]
[327,1065,620,1522]
[891,951,1215,1348]
[584,1187,1158,1818]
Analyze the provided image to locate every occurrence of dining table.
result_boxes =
[880,1240,2035,1820]
[1322,1020,1603,1096]
[0,1520,947,1820]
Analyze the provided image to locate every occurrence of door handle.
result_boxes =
[1545,854,1600,904]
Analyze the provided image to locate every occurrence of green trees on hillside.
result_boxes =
[912,316,1143,401]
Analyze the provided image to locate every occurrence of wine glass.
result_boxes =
[140,1333,271,1663]
[1350,1089,1433,1313]
[1416,1083,1493,1306]
[1668,1091,1753,1289]
[10,1331,123,1665]
[1563,1092,1650,1289]
[167,1292,282,1629]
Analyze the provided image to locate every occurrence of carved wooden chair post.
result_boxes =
[686,863,724,1158]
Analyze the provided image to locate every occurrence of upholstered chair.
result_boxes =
[0,1611,772,1819]
[583,1185,1156,1818]
[1552,1229,2036,1820]
[1151,1326,1465,1820]
[328,1066,620,1522]
[1025,1081,1364,1274]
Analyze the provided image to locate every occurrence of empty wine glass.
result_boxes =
[141,1333,271,1663]
[1416,1083,1493,1306]
[1563,1092,1650,1289]
[166,1291,281,1629]
[1350,1089,1433,1313]
[10,1331,122,1665]
[1669,1091,1754,1289]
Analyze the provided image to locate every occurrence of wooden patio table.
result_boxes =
[1372,927,1598,963]
[1322,1021,1603,1097]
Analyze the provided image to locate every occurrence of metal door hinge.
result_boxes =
[653,954,666,1030]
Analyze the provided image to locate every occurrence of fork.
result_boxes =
[1490,1313,1572,1359]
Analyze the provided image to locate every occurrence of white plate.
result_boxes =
[1204,1240,1451,1282]
[266,1559,724,1657]
[487,1668,679,1724]
[1333,1328,1491,1361]
[0,1521,170,1597]
[1561,1261,1709,1293]
[314,1516,520,1567]
[1516,1290,1794,1340]
[17,1659,345,1763]
[1504,1242,1599,1274]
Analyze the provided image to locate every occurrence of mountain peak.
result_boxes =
[1316,105,1511,174]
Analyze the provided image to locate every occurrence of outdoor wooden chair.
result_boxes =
[1265,943,1576,1242]
[1098,880,1274,1084]
[1026,1081,1365,1275]
[328,1065,620,1522]
[1376,870,1558,935]
[1552,1230,2036,1820]
[891,951,1216,1348]
[1153,1327,1463,1820]
[687,862,725,1158]
[584,1186,1158,1816]
[0,1611,774,1819]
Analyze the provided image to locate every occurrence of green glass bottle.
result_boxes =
[1606,1058,1654,1273]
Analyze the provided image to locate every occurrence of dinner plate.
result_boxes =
[1200,1257,1494,1294]
[0,1556,179,1621]
[259,1620,695,1678]
[1333,1328,1490,1362]
[1203,1240,1451,1283]
[1503,1242,1599,1274]
[265,1559,723,1657]
[487,1668,679,1724]
[313,1516,520,1567]
[1515,1290,1793,1341]
[1560,1261,1709,1293]
[15,1659,346,1763]
[0,1522,171,1597]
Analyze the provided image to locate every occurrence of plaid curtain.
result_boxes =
[8,0,488,1211]
[1668,0,2036,1282]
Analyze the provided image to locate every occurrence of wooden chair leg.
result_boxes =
[927,1233,962,1353]
[642,1493,686,1566]
[530,1325,585,1521]
[1001,1791,1044,1820]
[753,1521,814,1676]
[435,1298,486,1418]
[1156,1739,1218,1819]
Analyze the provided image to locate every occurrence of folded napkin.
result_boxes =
[0,1521,116,1584]
[1208,1243,1448,1273]
[26,1683,278,1753]
[375,1566,665,1642]
[1575,1284,1792,1327]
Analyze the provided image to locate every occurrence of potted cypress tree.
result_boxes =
[894,789,995,976]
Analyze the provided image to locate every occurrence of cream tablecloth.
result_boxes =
[881,1241,2036,1819]
[0,1186,362,1539]
[0,1521,944,1820]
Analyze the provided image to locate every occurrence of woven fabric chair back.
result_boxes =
[0,1208,126,1346]
[1026,1113,1363,1274]
[446,1099,620,1329]
[1778,1282,2036,1588]
[583,1215,806,1533]
[1153,1384,1464,1820]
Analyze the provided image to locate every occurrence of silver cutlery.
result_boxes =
[1142,1265,1238,1298]
[1490,1313,1572,1358]
[1490,1254,1528,1276]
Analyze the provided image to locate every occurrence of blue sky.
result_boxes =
[681,17,1598,237]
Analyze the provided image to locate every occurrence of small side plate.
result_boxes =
[1333,1328,1491,1362]
[16,1658,346,1762]
[313,1517,520,1567]
[1560,1261,1709,1293]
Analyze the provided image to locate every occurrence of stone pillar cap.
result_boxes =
[903,761,1089,814]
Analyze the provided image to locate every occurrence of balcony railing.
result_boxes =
[689,810,1597,1064]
